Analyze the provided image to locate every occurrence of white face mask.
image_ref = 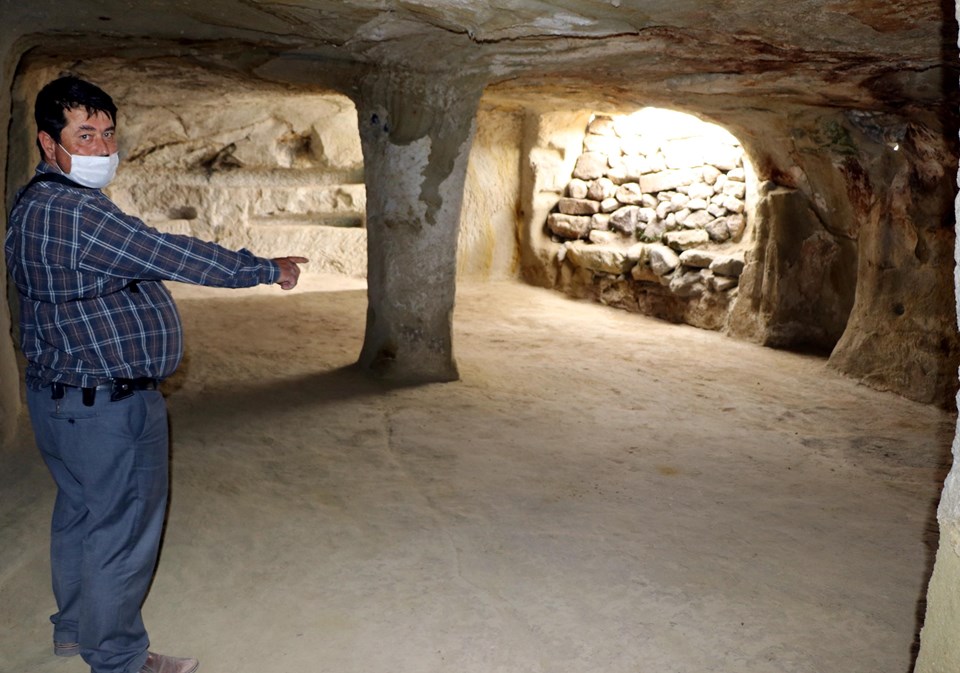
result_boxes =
[57,143,119,188]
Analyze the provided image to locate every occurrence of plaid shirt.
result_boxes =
[5,162,280,387]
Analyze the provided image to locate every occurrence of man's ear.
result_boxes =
[38,131,57,165]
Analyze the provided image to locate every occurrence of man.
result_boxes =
[5,75,307,673]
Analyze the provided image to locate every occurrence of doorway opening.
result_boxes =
[544,108,754,330]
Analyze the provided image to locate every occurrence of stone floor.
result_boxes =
[0,277,954,673]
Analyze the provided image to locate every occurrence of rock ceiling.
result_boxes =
[5,1,957,113]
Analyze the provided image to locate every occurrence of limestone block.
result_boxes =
[547,213,591,239]
[710,254,746,277]
[648,153,668,172]
[713,174,728,193]
[665,213,677,229]
[727,167,746,182]
[663,138,706,169]
[631,263,660,283]
[587,116,617,136]
[726,213,746,238]
[711,275,740,292]
[583,133,620,157]
[567,178,589,198]
[640,219,667,242]
[619,135,642,155]
[640,168,696,193]
[687,197,709,210]
[310,110,364,170]
[663,229,710,251]
[722,181,747,198]
[703,143,743,171]
[722,196,745,214]
[671,192,691,209]
[626,243,648,265]
[606,166,629,185]
[222,222,367,277]
[573,152,607,180]
[615,183,644,205]
[559,198,601,215]
[711,193,727,206]
[620,135,659,156]
[648,244,681,276]
[656,200,674,220]
[679,249,718,269]
[587,177,617,201]
[705,217,732,242]
[675,208,692,226]
[641,194,659,208]
[622,155,652,180]
[701,165,722,185]
[707,203,727,217]
[250,184,366,219]
[566,243,632,274]
[589,229,618,244]
[682,210,715,228]
[609,205,640,234]
[682,182,715,200]
[669,268,707,297]
[600,197,621,213]
[637,207,658,223]
[591,213,611,231]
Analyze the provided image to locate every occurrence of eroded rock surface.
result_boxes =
[1,1,960,670]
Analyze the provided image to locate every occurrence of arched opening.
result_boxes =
[543,108,754,332]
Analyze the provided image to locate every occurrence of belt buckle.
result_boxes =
[110,378,135,402]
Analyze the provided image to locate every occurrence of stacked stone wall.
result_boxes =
[545,114,750,323]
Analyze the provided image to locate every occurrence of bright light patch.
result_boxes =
[613,108,738,145]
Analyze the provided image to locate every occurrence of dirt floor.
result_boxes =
[1,276,955,673]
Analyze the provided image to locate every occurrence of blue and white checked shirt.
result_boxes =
[5,162,280,388]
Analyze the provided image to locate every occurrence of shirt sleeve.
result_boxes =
[74,191,281,288]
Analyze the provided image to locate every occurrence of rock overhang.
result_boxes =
[4,0,955,115]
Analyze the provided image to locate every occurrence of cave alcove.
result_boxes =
[1,3,960,671]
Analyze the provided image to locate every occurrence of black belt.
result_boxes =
[50,377,158,406]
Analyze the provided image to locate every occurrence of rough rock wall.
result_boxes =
[6,59,370,275]
[729,181,856,352]
[827,118,959,404]
[515,96,958,407]
[737,108,959,405]
[1,55,523,431]
[0,38,22,449]
[7,57,521,283]
[916,207,960,668]
[458,104,522,279]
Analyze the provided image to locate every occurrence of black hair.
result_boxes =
[34,76,117,155]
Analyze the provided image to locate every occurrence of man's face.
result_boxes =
[39,107,117,173]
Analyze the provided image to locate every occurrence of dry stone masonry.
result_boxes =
[546,113,748,314]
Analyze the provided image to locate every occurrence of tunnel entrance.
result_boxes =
[542,108,753,331]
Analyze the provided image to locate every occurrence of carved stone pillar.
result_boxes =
[355,70,484,382]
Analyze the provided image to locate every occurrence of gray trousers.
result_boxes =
[27,383,169,673]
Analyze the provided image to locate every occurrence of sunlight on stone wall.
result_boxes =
[542,108,754,329]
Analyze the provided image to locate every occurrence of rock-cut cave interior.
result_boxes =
[3,2,960,672]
